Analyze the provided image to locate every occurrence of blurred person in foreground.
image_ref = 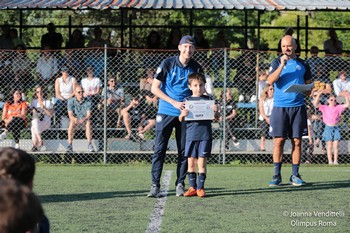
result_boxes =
[147,35,203,198]
[267,35,311,187]
[0,179,44,233]
[0,147,49,233]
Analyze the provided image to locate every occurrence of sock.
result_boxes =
[292,164,300,176]
[187,172,197,189]
[197,173,206,189]
[274,162,282,175]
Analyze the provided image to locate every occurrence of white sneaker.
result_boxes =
[0,132,7,140]
[333,160,339,165]
[15,143,19,149]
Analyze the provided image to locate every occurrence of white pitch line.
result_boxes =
[146,170,172,233]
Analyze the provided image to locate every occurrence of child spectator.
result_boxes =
[302,107,314,164]
[218,88,239,150]
[121,95,155,141]
[179,73,219,197]
[258,84,274,151]
[0,89,27,149]
[313,91,349,164]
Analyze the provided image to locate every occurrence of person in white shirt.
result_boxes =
[54,67,77,127]
[30,85,54,152]
[258,84,274,151]
[332,70,350,102]
[81,66,101,126]
[36,45,58,85]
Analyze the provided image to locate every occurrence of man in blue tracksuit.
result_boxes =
[147,35,203,197]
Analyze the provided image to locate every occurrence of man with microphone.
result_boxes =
[267,35,312,187]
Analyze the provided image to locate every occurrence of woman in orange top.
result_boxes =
[0,89,27,149]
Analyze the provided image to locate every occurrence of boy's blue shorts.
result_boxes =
[185,140,212,158]
[322,125,341,142]
[270,106,307,138]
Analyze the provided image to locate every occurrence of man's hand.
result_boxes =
[172,101,185,110]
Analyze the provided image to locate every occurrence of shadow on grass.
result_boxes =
[39,190,150,203]
[206,179,350,197]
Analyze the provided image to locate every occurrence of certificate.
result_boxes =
[185,100,215,121]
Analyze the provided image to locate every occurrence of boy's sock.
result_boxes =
[187,172,197,189]
[197,173,206,190]
[274,162,282,175]
[292,164,300,176]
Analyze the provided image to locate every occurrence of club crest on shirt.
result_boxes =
[296,65,301,70]
[156,115,163,122]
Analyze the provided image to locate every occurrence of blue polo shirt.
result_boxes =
[269,57,311,107]
[154,56,203,116]
[67,97,91,119]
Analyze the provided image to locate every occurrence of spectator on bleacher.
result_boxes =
[309,93,326,154]
[66,29,85,79]
[232,51,257,99]
[54,66,77,128]
[67,85,94,153]
[9,28,25,48]
[81,66,101,126]
[0,24,14,49]
[40,23,63,50]
[258,84,274,151]
[211,31,230,83]
[101,74,125,128]
[333,70,350,101]
[36,45,59,85]
[166,27,182,49]
[140,68,154,91]
[0,179,44,233]
[324,29,343,56]
[306,46,325,77]
[219,88,240,150]
[144,31,162,69]
[121,95,144,139]
[138,75,157,140]
[11,44,32,89]
[323,29,346,72]
[257,69,268,99]
[277,27,301,56]
[0,50,13,99]
[87,27,109,48]
[0,147,50,233]
[194,28,209,49]
[30,85,54,152]
[313,91,350,165]
[0,89,27,149]
[146,30,161,49]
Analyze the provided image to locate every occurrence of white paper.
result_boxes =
[283,83,314,94]
[185,100,215,121]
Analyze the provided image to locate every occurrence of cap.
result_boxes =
[61,67,68,72]
[179,35,196,46]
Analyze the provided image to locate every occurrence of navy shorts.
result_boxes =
[270,106,307,138]
[185,140,212,158]
[322,125,341,142]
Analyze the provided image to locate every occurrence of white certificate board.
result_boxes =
[185,100,215,121]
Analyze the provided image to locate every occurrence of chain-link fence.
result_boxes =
[1,47,350,164]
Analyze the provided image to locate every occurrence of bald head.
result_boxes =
[281,35,297,58]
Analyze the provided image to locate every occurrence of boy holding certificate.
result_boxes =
[179,73,219,197]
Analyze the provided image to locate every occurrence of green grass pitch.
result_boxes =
[34,165,350,233]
